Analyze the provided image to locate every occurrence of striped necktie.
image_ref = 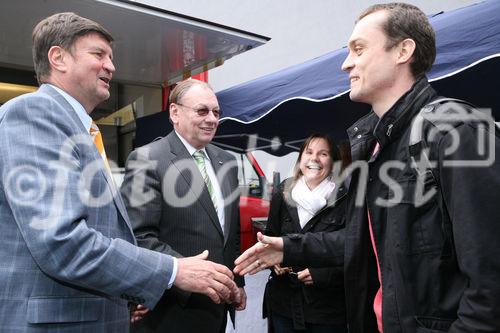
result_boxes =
[89,121,112,176]
[193,150,218,213]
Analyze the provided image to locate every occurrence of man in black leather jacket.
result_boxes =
[235,3,500,332]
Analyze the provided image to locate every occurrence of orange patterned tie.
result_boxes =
[89,121,112,176]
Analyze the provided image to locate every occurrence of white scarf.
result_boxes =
[291,176,336,229]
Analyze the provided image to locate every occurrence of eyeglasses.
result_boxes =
[175,103,221,119]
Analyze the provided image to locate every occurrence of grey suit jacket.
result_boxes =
[121,131,243,332]
[0,85,174,332]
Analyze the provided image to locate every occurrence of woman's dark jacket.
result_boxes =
[263,177,348,329]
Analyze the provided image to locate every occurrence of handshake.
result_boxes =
[174,250,245,306]
[131,249,246,323]
[131,232,282,323]
[168,232,284,307]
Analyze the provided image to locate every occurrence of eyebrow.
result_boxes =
[90,46,113,58]
[193,103,220,110]
[306,149,329,153]
[348,38,368,47]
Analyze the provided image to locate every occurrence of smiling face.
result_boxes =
[170,84,220,149]
[298,138,333,189]
[61,32,115,113]
[341,10,401,113]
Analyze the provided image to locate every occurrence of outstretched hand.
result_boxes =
[233,232,284,276]
[174,250,240,304]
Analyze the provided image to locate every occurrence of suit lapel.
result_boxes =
[206,145,231,243]
[40,85,135,238]
[168,133,224,238]
[99,167,135,235]
[86,137,132,233]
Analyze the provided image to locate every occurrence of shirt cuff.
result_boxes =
[167,257,178,289]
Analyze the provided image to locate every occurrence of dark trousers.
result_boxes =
[130,292,227,333]
[271,313,347,333]
[219,311,228,333]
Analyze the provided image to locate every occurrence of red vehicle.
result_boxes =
[233,152,270,252]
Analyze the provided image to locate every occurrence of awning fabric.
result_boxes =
[212,0,500,154]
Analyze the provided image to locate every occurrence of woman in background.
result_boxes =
[263,133,348,333]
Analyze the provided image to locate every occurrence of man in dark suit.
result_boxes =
[0,13,239,333]
[121,79,246,333]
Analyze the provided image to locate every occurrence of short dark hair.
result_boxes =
[293,133,341,182]
[169,79,214,105]
[32,12,113,84]
[358,3,436,78]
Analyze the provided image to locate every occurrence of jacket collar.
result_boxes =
[38,84,88,135]
[373,76,436,147]
[348,76,437,151]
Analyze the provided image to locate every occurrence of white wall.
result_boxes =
[138,0,478,92]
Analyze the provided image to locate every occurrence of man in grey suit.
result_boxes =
[0,13,239,332]
[121,79,246,333]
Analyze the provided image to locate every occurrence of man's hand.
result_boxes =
[130,304,149,323]
[234,287,247,311]
[297,268,313,285]
[234,232,284,275]
[174,250,239,304]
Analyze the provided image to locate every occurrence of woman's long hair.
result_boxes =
[292,133,341,184]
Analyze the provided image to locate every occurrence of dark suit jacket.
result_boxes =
[121,131,243,333]
[264,178,347,330]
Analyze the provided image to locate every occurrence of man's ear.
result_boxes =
[396,38,416,65]
[47,46,68,73]
[169,103,179,125]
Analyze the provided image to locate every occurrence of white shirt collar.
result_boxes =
[48,84,92,133]
[174,130,210,159]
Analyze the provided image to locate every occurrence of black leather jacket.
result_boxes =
[284,77,500,332]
